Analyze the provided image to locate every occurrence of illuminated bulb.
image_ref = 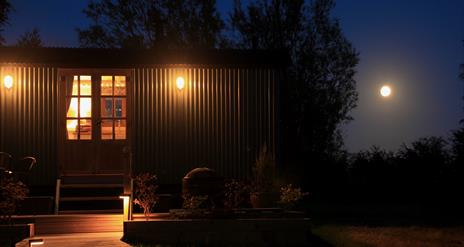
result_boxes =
[4,75,13,89]
[380,85,391,97]
[176,76,185,90]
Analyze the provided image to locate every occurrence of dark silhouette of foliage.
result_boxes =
[77,0,224,48]
[348,137,456,202]
[224,179,251,209]
[15,28,43,47]
[230,0,359,191]
[449,128,464,189]
[0,0,11,45]
[397,137,449,189]
[0,177,28,223]
[349,146,395,189]
[451,128,464,164]
[133,173,159,220]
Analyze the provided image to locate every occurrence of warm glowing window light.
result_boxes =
[3,75,13,89]
[66,75,93,140]
[176,76,185,90]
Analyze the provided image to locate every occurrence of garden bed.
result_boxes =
[123,210,311,246]
[0,223,34,246]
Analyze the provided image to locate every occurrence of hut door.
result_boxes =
[61,73,129,175]
[96,75,128,173]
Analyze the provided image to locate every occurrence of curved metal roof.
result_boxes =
[0,47,288,68]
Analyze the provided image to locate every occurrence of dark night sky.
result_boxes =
[3,0,464,152]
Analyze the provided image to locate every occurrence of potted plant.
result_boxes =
[0,176,32,246]
[133,173,159,220]
[250,144,279,208]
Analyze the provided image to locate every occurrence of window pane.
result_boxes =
[115,120,126,140]
[80,119,92,140]
[114,98,126,118]
[80,75,92,96]
[101,98,113,118]
[101,76,113,96]
[114,76,126,95]
[68,76,79,96]
[80,98,92,118]
[66,97,78,118]
[66,120,78,140]
[101,120,113,140]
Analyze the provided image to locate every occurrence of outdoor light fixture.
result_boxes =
[3,75,13,89]
[176,76,185,90]
[119,194,131,221]
[29,238,44,246]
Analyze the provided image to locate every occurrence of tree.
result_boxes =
[77,0,224,48]
[16,28,43,47]
[349,146,395,188]
[0,0,11,45]
[230,0,359,189]
[396,137,449,198]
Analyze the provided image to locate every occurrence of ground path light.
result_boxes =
[29,238,44,246]
[119,194,132,221]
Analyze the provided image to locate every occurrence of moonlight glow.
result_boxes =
[380,85,392,97]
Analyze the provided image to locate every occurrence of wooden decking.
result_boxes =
[13,214,123,235]
[17,232,130,247]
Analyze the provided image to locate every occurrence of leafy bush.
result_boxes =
[133,173,159,220]
[182,195,209,210]
[224,179,250,209]
[0,177,28,223]
[278,184,308,210]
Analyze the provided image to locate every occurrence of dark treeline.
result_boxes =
[342,133,464,203]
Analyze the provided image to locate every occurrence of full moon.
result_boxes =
[380,85,392,97]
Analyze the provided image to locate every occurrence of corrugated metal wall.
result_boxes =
[131,67,277,183]
[0,64,278,185]
[0,65,58,186]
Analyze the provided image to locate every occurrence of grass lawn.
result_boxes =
[312,225,464,247]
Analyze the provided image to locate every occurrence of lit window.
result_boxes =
[100,75,126,140]
[66,75,92,140]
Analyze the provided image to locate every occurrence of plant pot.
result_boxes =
[250,192,279,208]
[0,223,34,246]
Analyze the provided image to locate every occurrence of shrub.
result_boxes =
[224,179,250,209]
[133,173,159,220]
[278,184,308,210]
[182,195,209,210]
[0,177,28,223]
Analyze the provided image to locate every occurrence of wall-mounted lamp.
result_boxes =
[3,75,13,89]
[176,76,185,90]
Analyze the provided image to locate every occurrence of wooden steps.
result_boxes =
[60,196,121,202]
[61,183,123,188]
[56,175,125,214]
